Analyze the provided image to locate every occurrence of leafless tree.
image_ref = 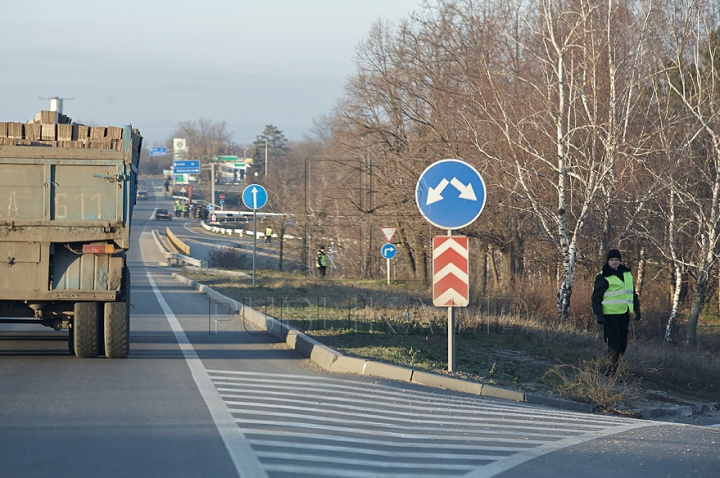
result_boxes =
[655,0,720,346]
[455,0,663,320]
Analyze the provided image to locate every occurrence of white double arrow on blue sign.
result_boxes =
[416,159,487,230]
[425,177,477,205]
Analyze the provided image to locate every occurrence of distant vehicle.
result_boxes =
[154,208,172,221]
[137,189,148,200]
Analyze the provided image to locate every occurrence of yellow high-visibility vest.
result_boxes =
[599,271,634,315]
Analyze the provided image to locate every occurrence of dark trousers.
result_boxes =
[317,266,326,277]
[604,312,630,373]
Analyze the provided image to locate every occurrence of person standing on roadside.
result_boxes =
[591,249,641,377]
[316,246,327,278]
[265,225,273,244]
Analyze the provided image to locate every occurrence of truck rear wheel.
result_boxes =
[104,267,130,358]
[104,302,129,358]
[74,302,100,358]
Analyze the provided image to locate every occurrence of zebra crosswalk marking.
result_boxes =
[207,369,651,478]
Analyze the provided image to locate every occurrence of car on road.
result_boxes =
[137,189,148,200]
[154,208,172,221]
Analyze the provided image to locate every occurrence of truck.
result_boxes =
[0,112,141,358]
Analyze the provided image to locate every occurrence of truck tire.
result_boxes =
[104,267,130,358]
[104,302,129,358]
[74,302,100,358]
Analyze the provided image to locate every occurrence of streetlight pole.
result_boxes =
[257,135,268,176]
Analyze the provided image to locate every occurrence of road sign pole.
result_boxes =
[252,209,257,288]
[448,306,455,372]
[387,258,391,285]
[211,165,215,210]
[447,229,455,372]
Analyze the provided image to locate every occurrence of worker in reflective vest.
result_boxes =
[591,249,641,378]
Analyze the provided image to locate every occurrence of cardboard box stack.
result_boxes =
[0,111,137,150]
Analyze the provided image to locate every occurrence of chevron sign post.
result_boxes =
[433,236,469,307]
[417,159,486,371]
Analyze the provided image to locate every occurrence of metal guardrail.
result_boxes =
[165,226,191,255]
[151,229,206,268]
[165,251,206,268]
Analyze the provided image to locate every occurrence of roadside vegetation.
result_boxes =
[186,269,720,415]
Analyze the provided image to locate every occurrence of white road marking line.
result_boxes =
[145,271,268,478]
[463,421,656,478]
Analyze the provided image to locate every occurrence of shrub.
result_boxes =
[207,247,248,270]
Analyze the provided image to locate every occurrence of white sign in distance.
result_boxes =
[380,226,397,243]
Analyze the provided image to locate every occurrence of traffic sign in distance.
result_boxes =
[381,243,397,260]
[416,159,486,230]
[242,184,268,210]
[172,160,200,174]
[433,236,469,307]
[380,226,397,243]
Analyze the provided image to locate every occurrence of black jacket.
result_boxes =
[591,264,641,318]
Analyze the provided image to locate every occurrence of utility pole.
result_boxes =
[257,135,268,176]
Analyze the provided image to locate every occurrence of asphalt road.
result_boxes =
[1,179,718,478]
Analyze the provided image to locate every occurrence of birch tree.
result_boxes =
[464,0,659,319]
[658,1,720,347]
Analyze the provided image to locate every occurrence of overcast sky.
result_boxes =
[1,0,422,147]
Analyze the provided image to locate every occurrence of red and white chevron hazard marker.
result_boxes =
[433,236,469,307]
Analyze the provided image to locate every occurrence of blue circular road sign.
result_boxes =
[416,159,486,230]
[242,184,268,210]
[206,204,214,211]
[381,243,397,260]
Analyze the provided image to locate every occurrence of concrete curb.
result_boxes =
[636,402,718,420]
[172,273,596,414]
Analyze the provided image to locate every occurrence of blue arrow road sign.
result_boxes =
[150,147,167,156]
[381,243,397,260]
[416,159,486,230]
[206,204,214,211]
[242,184,268,210]
[172,160,200,174]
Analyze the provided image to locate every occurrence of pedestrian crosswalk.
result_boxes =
[208,370,650,478]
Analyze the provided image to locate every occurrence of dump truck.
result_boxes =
[0,111,141,358]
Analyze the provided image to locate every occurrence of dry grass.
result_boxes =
[544,359,641,412]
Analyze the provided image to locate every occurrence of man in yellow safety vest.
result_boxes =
[591,249,641,378]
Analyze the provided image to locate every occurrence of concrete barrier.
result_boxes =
[411,370,484,396]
